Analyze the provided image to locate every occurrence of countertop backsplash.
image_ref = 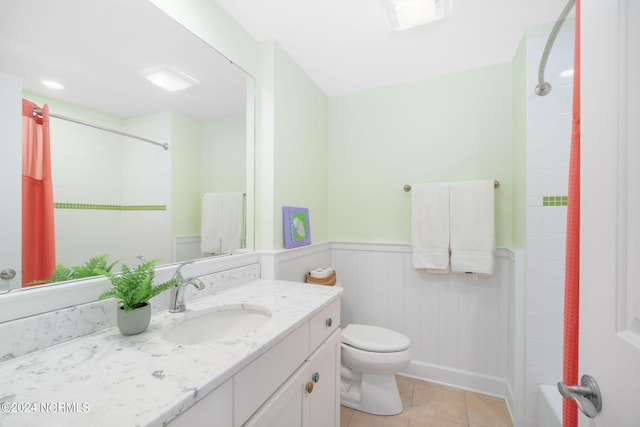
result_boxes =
[0,263,260,361]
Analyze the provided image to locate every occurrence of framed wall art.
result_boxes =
[282,206,311,249]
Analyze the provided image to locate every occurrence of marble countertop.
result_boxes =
[0,280,342,426]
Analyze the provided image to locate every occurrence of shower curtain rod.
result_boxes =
[535,0,576,96]
[32,107,170,150]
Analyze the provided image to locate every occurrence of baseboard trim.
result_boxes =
[399,360,509,400]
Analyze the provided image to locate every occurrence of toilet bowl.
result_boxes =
[340,323,412,416]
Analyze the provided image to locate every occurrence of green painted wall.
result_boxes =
[171,113,246,237]
[200,115,246,193]
[170,112,201,236]
[148,1,533,251]
[511,35,528,249]
[271,42,329,249]
[328,63,514,246]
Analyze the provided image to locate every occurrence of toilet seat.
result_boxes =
[342,324,410,353]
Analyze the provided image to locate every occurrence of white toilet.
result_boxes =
[340,323,412,415]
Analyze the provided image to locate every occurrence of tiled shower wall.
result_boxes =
[48,104,172,270]
[525,26,574,427]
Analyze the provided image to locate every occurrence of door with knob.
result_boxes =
[557,375,602,419]
[578,0,640,425]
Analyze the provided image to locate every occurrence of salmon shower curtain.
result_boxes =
[22,99,56,286]
[563,0,580,425]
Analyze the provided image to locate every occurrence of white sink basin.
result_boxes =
[162,304,272,345]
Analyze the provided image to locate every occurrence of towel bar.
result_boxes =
[403,180,500,192]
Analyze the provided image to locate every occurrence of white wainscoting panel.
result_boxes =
[261,242,331,282]
[269,242,520,405]
[270,242,522,405]
[331,242,510,379]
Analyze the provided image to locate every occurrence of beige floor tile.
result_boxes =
[340,377,512,427]
[411,382,469,425]
[465,393,512,427]
[407,411,468,427]
[346,409,410,427]
[396,376,416,409]
[341,406,355,426]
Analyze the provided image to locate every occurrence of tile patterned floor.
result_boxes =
[340,376,513,427]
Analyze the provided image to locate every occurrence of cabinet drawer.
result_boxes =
[234,323,309,427]
[309,299,340,353]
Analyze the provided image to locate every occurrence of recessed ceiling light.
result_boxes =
[382,0,452,31]
[42,80,64,90]
[140,65,199,92]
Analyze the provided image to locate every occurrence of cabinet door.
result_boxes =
[306,329,341,427]
[243,361,310,427]
[234,323,309,426]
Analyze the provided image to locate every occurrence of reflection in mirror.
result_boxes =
[0,0,255,292]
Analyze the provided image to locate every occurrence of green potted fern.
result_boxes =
[99,259,177,335]
[30,254,119,285]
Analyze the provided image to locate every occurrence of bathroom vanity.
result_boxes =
[0,280,342,427]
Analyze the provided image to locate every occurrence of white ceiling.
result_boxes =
[214,0,572,96]
[0,0,571,120]
[0,0,247,120]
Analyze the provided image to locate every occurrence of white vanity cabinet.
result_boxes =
[169,298,341,427]
[306,328,341,427]
[241,298,341,427]
[244,329,341,427]
[306,299,342,427]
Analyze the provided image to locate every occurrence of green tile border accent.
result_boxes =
[54,202,166,211]
[122,205,167,211]
[542,196,568,207]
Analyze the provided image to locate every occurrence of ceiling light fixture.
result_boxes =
[382,0,452,31]
[42,80,64,90]
[140,65,199,92]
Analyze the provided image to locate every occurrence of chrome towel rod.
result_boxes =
[32,107,169,150]
[403,180,500,192]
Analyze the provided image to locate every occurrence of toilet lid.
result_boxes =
[342,324,410,353]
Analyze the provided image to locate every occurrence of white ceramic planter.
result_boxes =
[117,303,151,335]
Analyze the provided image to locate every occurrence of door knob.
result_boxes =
[0,269,16,280]
[558,374,602,418]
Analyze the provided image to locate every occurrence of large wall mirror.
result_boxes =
[0,0,255,292]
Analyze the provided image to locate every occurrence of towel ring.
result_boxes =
[403,180,500,192]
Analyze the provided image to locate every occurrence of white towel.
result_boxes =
[450,181,495,275]
[201,192,244,254]
[410,183,451,273]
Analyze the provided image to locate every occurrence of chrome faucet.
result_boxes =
[169,261,205,313]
